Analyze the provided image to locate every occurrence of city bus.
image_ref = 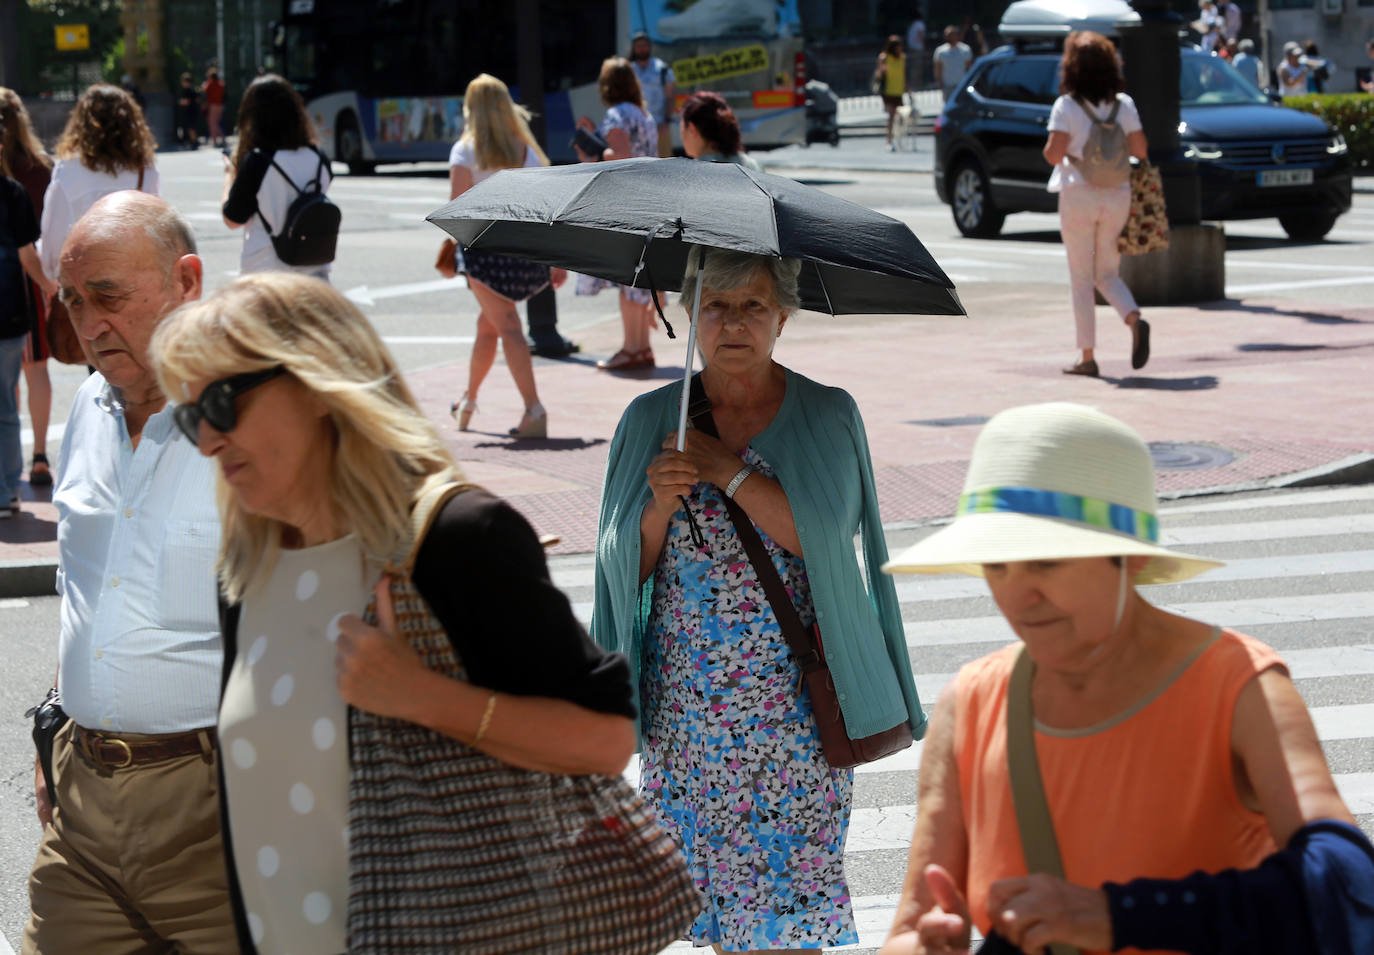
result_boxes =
[273,0,805,172]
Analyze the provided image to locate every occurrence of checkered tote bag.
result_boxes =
[346,483,700,953]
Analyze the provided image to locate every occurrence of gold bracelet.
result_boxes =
[473,692,498,744]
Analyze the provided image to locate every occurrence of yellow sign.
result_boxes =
[55,25,90,52]
[673,44,769,86]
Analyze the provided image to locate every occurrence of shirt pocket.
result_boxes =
[156,519,222,633]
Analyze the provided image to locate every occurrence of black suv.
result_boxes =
[934,47,1353,241]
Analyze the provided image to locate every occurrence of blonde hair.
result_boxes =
[150,272,463,602]
[55,84,157,175]
[460,73,549,172]
[0,88,51,179]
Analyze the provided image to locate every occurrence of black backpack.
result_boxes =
[255,148,340,267]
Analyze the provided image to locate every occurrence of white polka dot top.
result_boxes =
[219,535,379,954]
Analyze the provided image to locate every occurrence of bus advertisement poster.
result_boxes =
[374,97,462,145]
[633,0,801,43]
[672,44,770,86]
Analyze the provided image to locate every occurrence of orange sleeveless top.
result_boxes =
[954,629,1283,955]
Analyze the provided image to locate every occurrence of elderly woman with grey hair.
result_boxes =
[592,249,926,954]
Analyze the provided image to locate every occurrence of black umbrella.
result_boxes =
[426,157,964,317]
[426,157,964,447]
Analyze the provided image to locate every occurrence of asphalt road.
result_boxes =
[2,143,1372,952]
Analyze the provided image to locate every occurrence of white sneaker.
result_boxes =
[656,0,777,39]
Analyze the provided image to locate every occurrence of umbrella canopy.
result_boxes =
[426,157,965,317]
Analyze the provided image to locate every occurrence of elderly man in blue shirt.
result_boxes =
[23,191,235,954]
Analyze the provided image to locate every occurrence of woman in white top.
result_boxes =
[1043,31,1150,378]
[221,74,333,280]
[443,73,564,440]
[39,84,160,283]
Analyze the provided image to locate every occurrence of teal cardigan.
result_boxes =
[590,366,927,742]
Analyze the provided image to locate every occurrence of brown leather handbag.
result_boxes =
[435,237,458,277]
[45,295,85,365]
[688,375,914,769]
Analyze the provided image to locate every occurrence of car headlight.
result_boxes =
[1183,142,1223,160]
[1328,132,1348,155]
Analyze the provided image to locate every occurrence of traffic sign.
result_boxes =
[55,25,90,52]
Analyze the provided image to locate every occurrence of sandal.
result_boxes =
[509,404,547,440]
[29,452,52,487]
[596,348,654,371]
[1062,359,1099,377]
[450,394,477,431]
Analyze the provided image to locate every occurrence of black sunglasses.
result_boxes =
[173,367,287,447]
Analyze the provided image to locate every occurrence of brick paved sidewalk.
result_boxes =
[3,282,1371,574]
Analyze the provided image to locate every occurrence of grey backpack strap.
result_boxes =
[1006,645,1081,955]
[1072,95,1099,122]
[1105,96,1122,123]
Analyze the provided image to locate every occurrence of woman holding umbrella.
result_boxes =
[573,56,660,372]
[592,248,926,953]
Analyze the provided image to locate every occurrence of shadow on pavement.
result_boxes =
[791,176,857,186]
[471,437,609,452]
[1237,342,1334,352]
[0,514,58,544]
[1106,375,1220,391]
[1223,234,1358,251]
[990,230,1062,245]
[1198,300,1373,326]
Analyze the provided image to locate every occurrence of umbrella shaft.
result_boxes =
[676,264,705,452]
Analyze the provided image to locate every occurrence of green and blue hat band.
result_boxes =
[957,487,1159,543]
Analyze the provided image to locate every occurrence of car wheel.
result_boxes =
[336,113,375,176]
[1278,212,1337,242]
[950,160,1005,238]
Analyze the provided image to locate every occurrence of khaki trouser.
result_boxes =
[23,723,238,954]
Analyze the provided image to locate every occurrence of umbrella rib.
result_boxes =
[739,166,782,255]
[813,263,836,316]
[548,165,612,224]
[465,220,496,248]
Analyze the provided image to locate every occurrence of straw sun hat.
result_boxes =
[882,403,1224,585]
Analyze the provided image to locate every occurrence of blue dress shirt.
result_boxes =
[54,374,223,733]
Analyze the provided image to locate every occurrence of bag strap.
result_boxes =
[390,480,475,574]
[687,374,825,678]
[1072,95,1099,122]
[137,167,144,191]
[264,149,304,196]
[1105,96,1122,124]
[1006,645,1081,955]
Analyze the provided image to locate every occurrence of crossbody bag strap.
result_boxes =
[686,374,823,677]
[137,166,144,191]
[1006,645,1080,955]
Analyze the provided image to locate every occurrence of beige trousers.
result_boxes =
[1058,181,1139,349]
[23,723,238,954]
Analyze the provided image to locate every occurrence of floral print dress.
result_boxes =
[575,102,659,305]
[641,448,857,951]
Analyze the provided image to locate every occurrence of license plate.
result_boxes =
[1257,168,1314,187]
